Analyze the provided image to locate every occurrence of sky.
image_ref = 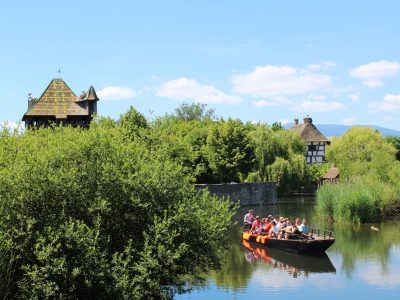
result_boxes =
[1,0,400,130]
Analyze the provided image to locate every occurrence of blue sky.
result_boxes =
[2,0,400,129]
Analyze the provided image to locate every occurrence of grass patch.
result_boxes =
[316,176,400,223]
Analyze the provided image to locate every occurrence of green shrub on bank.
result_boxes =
[318,127,400,223]
[0,124,235,299]
[316,176,399,223]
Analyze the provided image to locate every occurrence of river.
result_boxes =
[176,197,400,300]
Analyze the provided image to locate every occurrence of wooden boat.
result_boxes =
[242,240,336,273]
[242,229,335,255]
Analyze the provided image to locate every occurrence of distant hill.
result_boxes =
[285,124,400,137]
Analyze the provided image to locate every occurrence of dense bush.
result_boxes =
[0,124,235,299]
[316,176,391,223]
[150,105,255,184]
[245,124,310,193]
[326,127,397,181]
[385,135,400,160]
[317,127,400,223]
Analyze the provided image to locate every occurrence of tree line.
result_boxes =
[2,102,399,298]
[116,103,320,192]
[0,102,326,299]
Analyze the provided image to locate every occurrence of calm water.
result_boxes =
[177,197,400,300]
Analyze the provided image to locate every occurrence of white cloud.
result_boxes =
[368,94,400,112]
[350,60,400,88]
[280,118,290,125]
[5,121,20,129]
[341,116,356,125]
[252,96,292,108]
[157,77,241,104]
[290,100,345,112]
[362,79,384,88]
[232,64,331,97]
[313,95,327,101]
[306,61,336,72]
[253,100,276,107]
[306,64,322,72]
[383,116,394,122]
[1,121,24,133]
[349,94,360,102]
[97,86,136,100]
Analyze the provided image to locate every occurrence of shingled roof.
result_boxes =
[322,167,340,179]
[23,78,88,119]
[76,85,99,102]
[290,116,329,142]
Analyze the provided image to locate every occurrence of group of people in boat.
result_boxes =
[244,209,313,240]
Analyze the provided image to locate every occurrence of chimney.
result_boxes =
[294,118,299,125]
[28,97,38,109]
[303,115,312,124]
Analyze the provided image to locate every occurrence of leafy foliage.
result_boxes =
[174,102,216,121]
[245,124,309,193]
[205,119,255,183]
[385,135,400,160]
[0,124,235,299]
[326,127,397,181]
[317,127,400,223]
[118,106,148,139]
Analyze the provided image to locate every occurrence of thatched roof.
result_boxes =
[290,116,330,142]
[322,167,340,179]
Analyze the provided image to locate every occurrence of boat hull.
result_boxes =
[243,233,335,255]
[242,240,336,273]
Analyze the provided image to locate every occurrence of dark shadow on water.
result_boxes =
[242,239,336,274]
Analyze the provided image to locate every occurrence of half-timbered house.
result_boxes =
[290,116,330,164]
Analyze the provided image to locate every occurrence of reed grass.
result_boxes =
[316,175,400,223]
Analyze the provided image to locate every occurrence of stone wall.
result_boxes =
[195,182,277,206]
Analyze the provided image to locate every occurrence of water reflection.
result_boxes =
[332,220,400,278]
[242,239,336,275]
[178,199,400,299]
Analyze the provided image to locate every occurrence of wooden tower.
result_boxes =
[22,78,99,128]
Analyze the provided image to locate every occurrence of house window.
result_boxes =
[308,145,317,151]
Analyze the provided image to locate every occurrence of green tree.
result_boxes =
[174,102,215,121]
[246,124,308,193]
[205,119,255,183]
[317,127,400,222]
[0,125,235,299]
[326,127,397,181]
[118,106,148,139]
[149,115,214,183]
[385,135,400,160]
[93,115,117,129]
[271,121,284,131]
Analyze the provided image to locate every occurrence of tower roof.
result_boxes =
[290,116,329,142]
[23,78,88,119]
[77,85,99,102]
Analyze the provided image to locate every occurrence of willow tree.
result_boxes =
[246,124,308,192]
